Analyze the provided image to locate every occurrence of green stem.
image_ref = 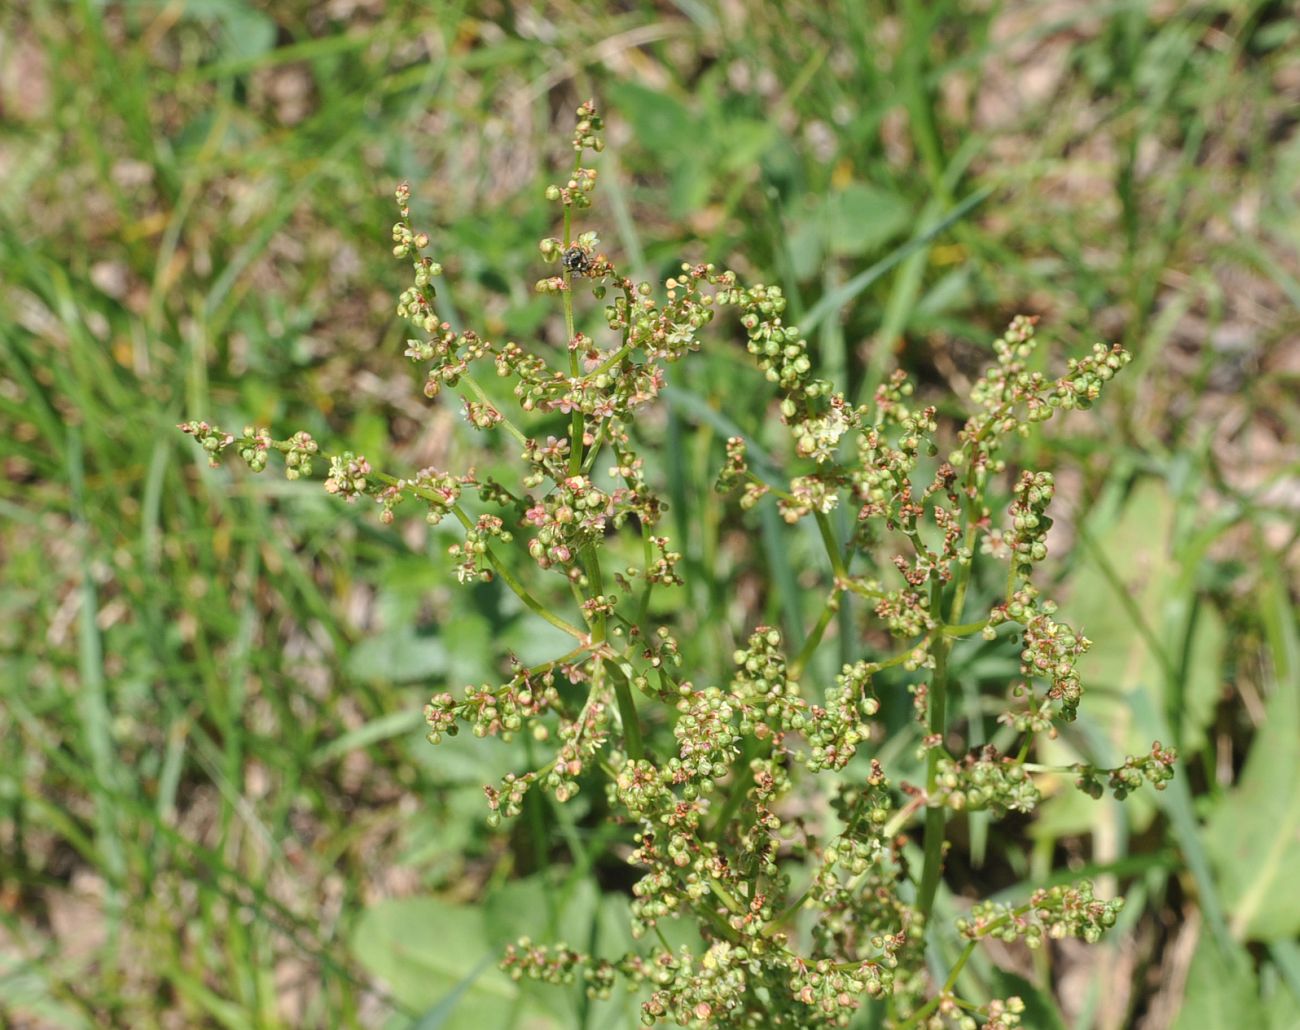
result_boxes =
[814,510,849,580]
[707,746,756,843]
[867,637,931,676]
[916,578,952,923]
[487,551,586,639]
[1022,761,1087,775]
[787,513,851,680]
[602,659,644,762]
[895,941,978,1030]
[460,372,528,446]
[588,340,633,379]
[843,579,886,602]
[881,793,928,840]
[789,588,841,680]
[943,618,990,637]
[580,422,608,474]
[521,643,599,680]
[581,546,607,638]
[265,454,588,643]
[905,902,1037,1025]
[636,519,656,625]
[447,503,587,641]
[708,875,745,915]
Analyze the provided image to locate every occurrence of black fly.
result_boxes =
[562,245,593,276]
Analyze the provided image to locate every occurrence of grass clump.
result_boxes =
[4,4,1297,1027]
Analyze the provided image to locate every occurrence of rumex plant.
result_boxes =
[183,102,1176,1028]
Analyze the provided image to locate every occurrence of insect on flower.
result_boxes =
[561,244,593,276]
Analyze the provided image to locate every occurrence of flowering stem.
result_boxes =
[879,645,926,673]
[896,903,1042,1028]
[562,153,585,477]
[881,792,928,840]
[485,556,584,639]
[916,459,985,983]
[177,107,1145,1028]
[324,465,581,641]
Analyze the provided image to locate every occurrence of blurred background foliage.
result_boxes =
[1,0,1297,1027]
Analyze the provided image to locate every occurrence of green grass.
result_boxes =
[1,1,1297,1027]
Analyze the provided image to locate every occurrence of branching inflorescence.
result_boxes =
[182,102,1176,1028]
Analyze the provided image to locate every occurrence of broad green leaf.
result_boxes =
[607,82,773,218]
[394,792,477,872]
[409,726,527,785]
[177,0,276,63]
[1172,932,1264,1029]
[351,896,554,1029]
[1039,477,1224,835]
[786,210,826,283]
[607,82,693,154]
[344,557,496,685]
[716,119,777,172]
[442,613,495,686]
[1203,666,1300,941]
[484,873,599,952]
[410,955,495,1030]
[826,183,910,257]
[347,627,448,683]
[497,617,577,666]
[1070,478,1221,750]
[785,183,912,280]
[483,875,597,1025]
[1264,972,1300,1030]
[481,873,646,1026]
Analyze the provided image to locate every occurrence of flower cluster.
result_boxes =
[956,879,1124,947]
[323,452,370,501]
[177,419,234,466]
[1074,740,1178,800]
[931,747,1042,815]
[182,102,1171,1028]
